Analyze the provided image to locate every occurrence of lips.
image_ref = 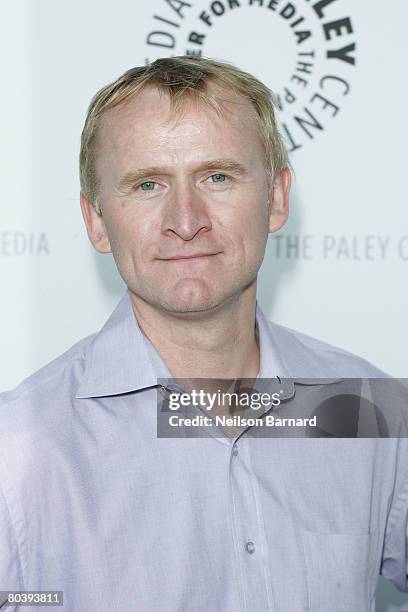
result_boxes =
[159,252,220,261]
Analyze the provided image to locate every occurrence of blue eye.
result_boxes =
[210,174,226,183]
[140,181,156,191]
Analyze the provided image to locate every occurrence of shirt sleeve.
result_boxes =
[381,472,408,592]
[0,482,23,605]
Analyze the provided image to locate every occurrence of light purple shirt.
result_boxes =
[0,291,407,611]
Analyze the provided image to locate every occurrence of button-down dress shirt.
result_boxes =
[0,291,407,611]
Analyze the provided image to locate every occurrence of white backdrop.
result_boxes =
[2,0,407,395]
[1,2,408,608]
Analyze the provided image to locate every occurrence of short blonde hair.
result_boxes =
[79,56,289,213]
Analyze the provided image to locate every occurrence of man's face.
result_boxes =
[81,86,290,314]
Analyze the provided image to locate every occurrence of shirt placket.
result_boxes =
[228,434,275,612]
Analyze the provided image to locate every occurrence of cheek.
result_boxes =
[221,198,269,246]
[247,195,270,238]
[235,205,270,264]
[103,212,151,265]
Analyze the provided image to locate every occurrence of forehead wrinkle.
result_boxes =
[100,84,258,153]
[98,87,266,191]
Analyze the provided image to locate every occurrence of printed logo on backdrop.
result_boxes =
[268,234,408,262]
[0,232,49,257]
[145,0,357,153]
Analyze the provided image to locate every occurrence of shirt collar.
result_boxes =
[256,304,345,382]
[75,291,159,399]
[255,302,288,379]
[76,291,334,399]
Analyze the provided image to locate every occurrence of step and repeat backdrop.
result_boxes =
[1,1,407,608]
[2,0,407,390]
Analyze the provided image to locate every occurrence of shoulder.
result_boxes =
[0,333,96,416]
[0,335,100,539]
[267,319,388,378]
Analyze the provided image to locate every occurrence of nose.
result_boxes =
[161,183,212,241]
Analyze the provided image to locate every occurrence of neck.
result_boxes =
[129,283,260,380]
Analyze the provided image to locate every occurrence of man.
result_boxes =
[0,57,407,611]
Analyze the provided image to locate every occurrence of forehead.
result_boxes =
[97,85,263,162]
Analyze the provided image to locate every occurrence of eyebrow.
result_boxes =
[118,159,247,189]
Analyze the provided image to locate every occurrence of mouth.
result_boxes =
[159,252,221,261]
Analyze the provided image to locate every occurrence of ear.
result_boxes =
[268,167,291,234]
[80,192,112,253]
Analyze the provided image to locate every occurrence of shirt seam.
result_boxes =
[0,462,26,591]
[386,470,408,536]
[2,352,87,404]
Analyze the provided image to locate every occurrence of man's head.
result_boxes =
[80,56,289,213]
[79,56,291,314]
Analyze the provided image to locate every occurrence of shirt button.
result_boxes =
[232,444,239,456]
[245,541,255,554]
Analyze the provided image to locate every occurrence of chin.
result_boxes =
[157,281,226,315]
